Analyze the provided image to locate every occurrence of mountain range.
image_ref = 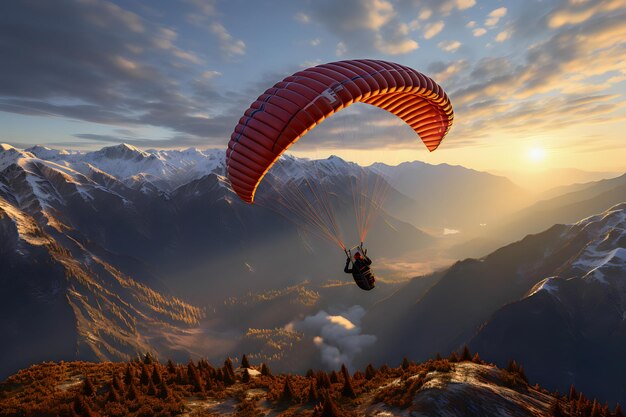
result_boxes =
[1,142,624,406]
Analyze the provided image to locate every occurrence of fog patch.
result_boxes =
[287,305,376,370]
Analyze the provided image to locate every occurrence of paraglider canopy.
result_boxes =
[226,59,454,204]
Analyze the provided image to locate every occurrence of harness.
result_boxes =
[345,243,376,291]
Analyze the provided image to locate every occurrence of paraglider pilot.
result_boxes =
[345,249,376,291]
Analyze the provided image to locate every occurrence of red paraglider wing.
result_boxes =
[226,59,454,203]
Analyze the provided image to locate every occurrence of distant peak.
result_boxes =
[0,143,16,152]
[97,143,149,159]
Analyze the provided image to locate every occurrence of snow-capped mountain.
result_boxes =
[362,203,626,406]
[25,143,226,192]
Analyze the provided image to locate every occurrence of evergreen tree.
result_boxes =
[192,370,205,393]
[82,376,96,397]
[112,374,124,393]
[123,365,134,385]
[261,363,272,377]
[317,392,343,417]
[568,385,577,401]
[471,353,482,364]
[139,364,151,385]
[242,368,251,383]
[166,359,176,375]
[307,378,319,403]
[317,371,331,389]
[157,380,171,400]
[365,364,376,380]
[340,365,356,398]
[306,369,315,378]
[435,353,442,360]
[401,357,410,370]
[460,346,472,361]
[241,354,251,369]
[106,384,121,403]
[448,352,458,363]
[73,395,98,417]
[280,376,295,402]
[126,382,141,401]
[151,366,162,385]
[330,370,339,384]
[147,380,157,396]
[615,403,624,417]
[590,399,601,417]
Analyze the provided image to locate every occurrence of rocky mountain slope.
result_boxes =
[362,203,626,405]
[3,351,619,417]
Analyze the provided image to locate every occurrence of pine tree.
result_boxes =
[281,376,295,402]
[518,365,528,383]
[448,352,458,363]
[242,368,251,383]
[460,346,472,361]
[590,399,601,417]
[123,365,134,386]
[261,363,272,377]
[471,352,482,364]
[241,354,251,369]
[73,395,99,417]
[140,364,151,385]
[112,374,124,394]
[106,384,121,403]
[157,380,171,400]
[82,376,96,397]
[341,365,356,398]
[147,380,157,396]
[192,370,205,393]
[365,364,376,380]
[401,357,410,370]
[223,358,236,385]
[435,353,442,360]
[151,366,162,385]
[166,359,176,374]
[126,382,141,401]
[317,371,331,389]
[317,392,343,417]
[307,378,319,403]
[568,384,577,401]
[615,403,624,417]
[507,360,519,373]
[306,369,315,378]
[330,370,339,384]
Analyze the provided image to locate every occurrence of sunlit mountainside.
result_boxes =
[1,143,625,412]
[3,350,623,417]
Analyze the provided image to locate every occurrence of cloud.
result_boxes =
[294,12,310,23]
[466,20,476,28]
[473,28,487,37]
[495,30,511,42]
[438,40,461,52]
[419,8,432,20]
[308,0,418,55]
[288,306,376,370]
[485,7,507,27]
[209,22,246,58]
[310,38,321,46]
[424,21,445,39]
[547,0,625,28]
[0,0,239,145]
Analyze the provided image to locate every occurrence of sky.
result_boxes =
[0,0,625,174]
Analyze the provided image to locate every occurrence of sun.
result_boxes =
[528,147,546,163]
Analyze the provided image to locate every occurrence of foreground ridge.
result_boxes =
[1,349,622,417]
